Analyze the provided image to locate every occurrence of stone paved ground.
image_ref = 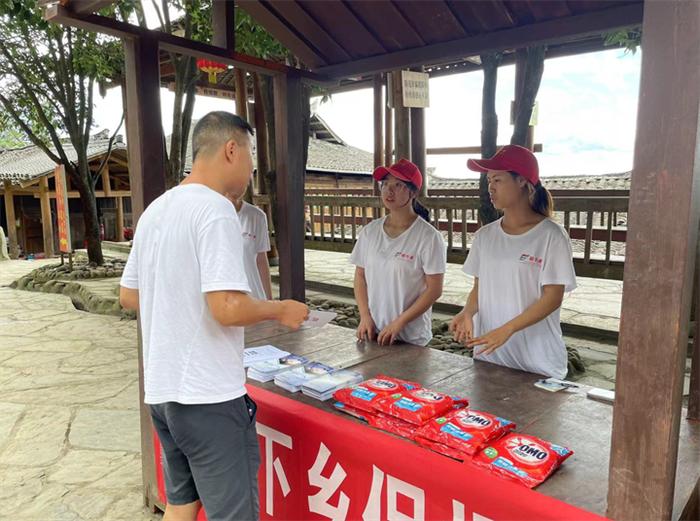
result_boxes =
[0,259,158,521]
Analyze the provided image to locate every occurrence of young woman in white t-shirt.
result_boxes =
[226,192,273,300]
[351,159,446,346]
[449,145,577,378]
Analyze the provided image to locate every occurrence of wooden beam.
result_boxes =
[38,176,55,258]
[3,181,19,259]
[274,72,305,302]
[607,1,700,519]
[115,196,124,242]
[123,34,165,514]
[315,4,644,79]
[43,4,331,84]
[67,0,115,14]
[427,144,543,155]
[211,0,235,51]
[237,0,327,68]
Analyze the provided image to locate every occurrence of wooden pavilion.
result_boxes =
[42,1,700,519]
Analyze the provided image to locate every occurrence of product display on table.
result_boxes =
[301,369,364,400]
[247,354,309,382]
[333,401,373,421]
[273,362,335,392]
[474,433,573,488]
[414,409,516,457]
[373,387,456,425]
[333,375,421,413]
[243,345,289,367]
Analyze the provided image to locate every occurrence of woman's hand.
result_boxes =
[449,311,474,344]
[467,324,515,355]
[377,319,405,346]
[357,314,377,342]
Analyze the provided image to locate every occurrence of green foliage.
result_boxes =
[235,8,291,61]
[604,28,642,54]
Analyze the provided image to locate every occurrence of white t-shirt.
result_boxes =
[463,218,577,378]
[121,184,251,405]
[236,201,271,300]
[350,216,447,346]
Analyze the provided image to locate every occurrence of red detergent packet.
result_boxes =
[373,388,455,425]
[333,375,421,413]
[368,412,418,439]
[474,433,573,488]
[414,436,469,461]
[333,401,373,422]
[414,409,515,457]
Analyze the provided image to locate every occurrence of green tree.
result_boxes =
[0,0,132,264]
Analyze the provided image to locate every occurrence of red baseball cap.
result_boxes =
[467,145,539,186]
[373,158,423,190]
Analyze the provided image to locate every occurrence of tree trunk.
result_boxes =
[511,46,545,148]
[71,162,104,265]
[479,52,502,225]
[166,56,197,189]
[260,74,279,237]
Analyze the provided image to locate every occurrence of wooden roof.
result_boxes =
[239,0,644,80]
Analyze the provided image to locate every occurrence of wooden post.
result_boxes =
[274,72,305,302]
[689,223,700,421]
[384,75,393,166]
[101,163,112,196]
[373,74,383,195]
[235,69,249,122]
[39,176,55,257]
[3,181,19,259]
[392,71,411,161]
[607,2,700,519]
[123,34,166,513]
[211,0,235,50]
[410,67,427,196]
[115,196,125,242]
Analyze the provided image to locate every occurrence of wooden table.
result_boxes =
[243,322,700,519]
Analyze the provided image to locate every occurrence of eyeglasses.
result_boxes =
[379,181,409,194]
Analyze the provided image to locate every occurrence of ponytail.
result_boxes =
[413,199,430,222]
[529,182,553,217]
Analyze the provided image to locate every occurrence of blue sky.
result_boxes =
[93,47,641,179]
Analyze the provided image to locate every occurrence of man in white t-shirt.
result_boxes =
[119,112,308,521]
[226,192,272,300]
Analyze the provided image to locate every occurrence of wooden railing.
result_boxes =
[295,189,629,280]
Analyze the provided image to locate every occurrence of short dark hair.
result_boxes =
[192,111,254,161]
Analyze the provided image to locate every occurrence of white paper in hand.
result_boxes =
[301,310,337,330]
[243,345,290,367]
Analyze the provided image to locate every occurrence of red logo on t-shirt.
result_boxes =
[394,251,415,261]
[519,253,543,266]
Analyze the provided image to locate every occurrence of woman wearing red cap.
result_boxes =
[450,145,576,378]
[351,159,446,346]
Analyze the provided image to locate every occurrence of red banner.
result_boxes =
[154,385,608,521]
[53,165,71,253]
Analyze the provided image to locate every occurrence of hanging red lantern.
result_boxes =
[197,59,227,84]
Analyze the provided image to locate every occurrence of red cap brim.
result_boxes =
[372,166,418,187]
[467,157,505,173]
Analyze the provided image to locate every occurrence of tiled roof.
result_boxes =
[428,172,632,191]
[177,118,374,175]
[0,138,127,186]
